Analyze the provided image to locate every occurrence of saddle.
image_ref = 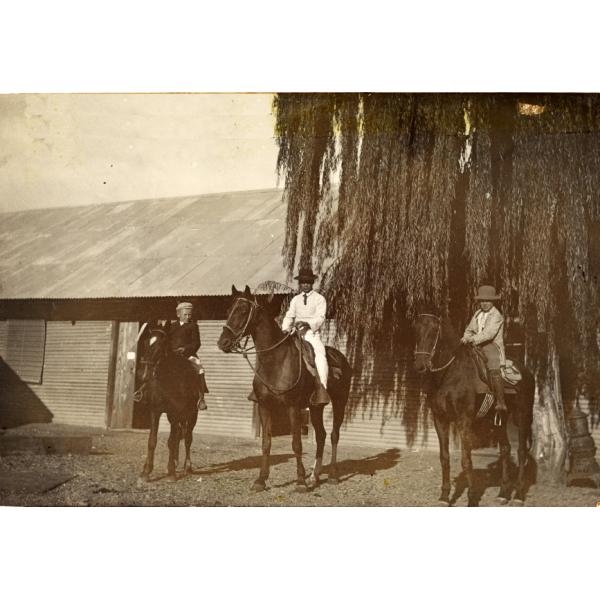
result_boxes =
[292,334,344,384]
[470,346,519,396]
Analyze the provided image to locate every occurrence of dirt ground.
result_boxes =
[0,423,598,507]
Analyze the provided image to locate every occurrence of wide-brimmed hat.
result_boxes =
[294,268,317,283]
[176,301,193,311]
[474,285,500,301]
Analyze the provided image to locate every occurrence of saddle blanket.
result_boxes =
[293,337,344,383]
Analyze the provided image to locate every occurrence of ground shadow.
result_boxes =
[0,359,53,429]
[269,448,402,489]
[450,454,538,506]
[325,448,401,482]
[192,453,296,476]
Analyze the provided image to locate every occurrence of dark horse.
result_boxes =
[217,285,353,491]
[413,313,535,506]
[137,323,201,482]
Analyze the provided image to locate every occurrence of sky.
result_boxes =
[0,93,281,213]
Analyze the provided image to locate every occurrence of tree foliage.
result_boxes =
[274,93,600,412]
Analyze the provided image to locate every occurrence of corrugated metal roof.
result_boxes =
[0,188,289,299]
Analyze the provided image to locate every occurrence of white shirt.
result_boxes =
[282,290,327,333]
[476,311,489,333]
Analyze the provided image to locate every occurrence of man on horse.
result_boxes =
[169,301,209,411]
[282,268,330,406]
[460,285,507,412]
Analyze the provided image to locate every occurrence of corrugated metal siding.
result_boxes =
[156,320,256,438]
[4,319,46,383]
[320,323,440,450]
[32,322,112,427]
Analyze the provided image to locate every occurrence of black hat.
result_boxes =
[294,268,317,283]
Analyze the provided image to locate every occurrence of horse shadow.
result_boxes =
[449,454,538,506]
[269,448,402,489]
[192,453,296,476]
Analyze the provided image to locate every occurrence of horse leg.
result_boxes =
[183,410,198,475]
[307,405,326,489]
[139,409,160,483]
[289,406,307,491]
[459,421,476,506]
[252,404,272,492]
[514,411,530,505]
[166,416,179,482]
[433,414,451,505]
[497,421,512,505]
[328,397,345,484]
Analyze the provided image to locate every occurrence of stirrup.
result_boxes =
[494,411,503,427]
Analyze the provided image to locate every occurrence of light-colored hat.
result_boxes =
[475,285,501,301]
[176,301,193,311]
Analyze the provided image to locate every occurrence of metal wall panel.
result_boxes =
[29,321,112,427]
[320,324,440,451]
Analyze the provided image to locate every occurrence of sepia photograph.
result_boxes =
[1,91,599,509]
[3,3,600,599]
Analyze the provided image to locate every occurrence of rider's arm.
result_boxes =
[179,323,200,356]
[281,296,297,332]
[470,311,503,345]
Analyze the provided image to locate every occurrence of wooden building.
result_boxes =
[0,188,435,449]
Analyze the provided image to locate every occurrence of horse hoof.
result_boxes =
[511,498,524,507]
[437,500,450,507]
[295,483,308,493]
[307,477,319,490]
[137,475,149,486]
[167,474,177,483]
[251,481,266,492]
[496,497,509,506]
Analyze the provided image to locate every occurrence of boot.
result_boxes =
[489,369,507,412]
[199,372,209,394]
[247,390,259,403]
[310,383,331,406]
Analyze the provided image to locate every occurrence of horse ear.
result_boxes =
[244,285,251,297]
[232,284,238,295]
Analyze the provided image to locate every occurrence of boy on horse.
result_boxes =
[460,285,507,412]
[169,301,209,411]
[282,268,330,406]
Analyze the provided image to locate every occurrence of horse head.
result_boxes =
[413,313,442,374]
[217,285,262,353]
[139,323,170,380]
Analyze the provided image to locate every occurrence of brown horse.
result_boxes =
[217,285,353,492]
[137,323,201,483]
[413,313,535,506]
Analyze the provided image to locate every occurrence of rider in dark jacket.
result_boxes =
[170,301,208,410]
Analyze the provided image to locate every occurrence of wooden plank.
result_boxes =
[110,322,138,429]
[105,321,119,428]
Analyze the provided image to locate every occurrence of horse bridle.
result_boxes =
[223,295,302,394]
[223,297,259,348]
[414,313,455,373]
[139,329,168,371]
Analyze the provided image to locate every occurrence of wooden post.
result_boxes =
[105,321,119,429]
[110,322,139,429]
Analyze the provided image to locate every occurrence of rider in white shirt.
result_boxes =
[282,268,330,406]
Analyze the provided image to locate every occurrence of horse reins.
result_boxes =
[223,296,304,395]
[414,313,456,373]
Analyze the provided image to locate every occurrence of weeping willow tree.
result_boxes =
[274,93,600,477]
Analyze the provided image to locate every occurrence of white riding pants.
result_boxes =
[304,330,328,389]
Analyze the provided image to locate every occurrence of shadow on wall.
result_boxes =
[0,358,53,429]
